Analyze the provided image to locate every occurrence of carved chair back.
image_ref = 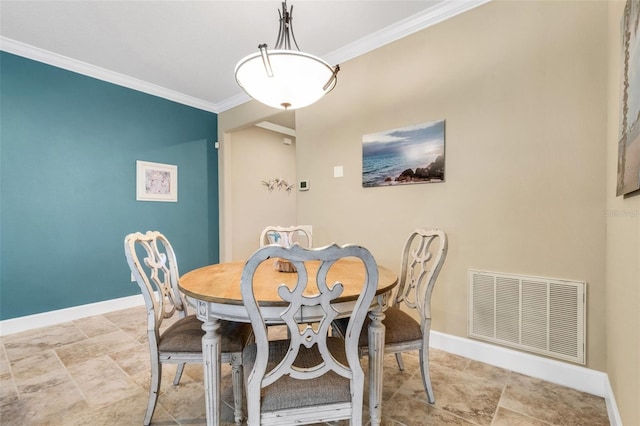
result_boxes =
[259,225,313,248]
[241,243,378,425]
[124,231,186,342]
[393,228,448,330]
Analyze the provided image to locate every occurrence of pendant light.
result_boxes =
[234,1,340,110]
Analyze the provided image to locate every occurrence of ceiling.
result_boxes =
[0,0,487,113]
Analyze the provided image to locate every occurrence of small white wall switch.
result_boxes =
[299,180,310,191]
[283,137,292,145]
[334,166,344,178]
[214,142,220,149]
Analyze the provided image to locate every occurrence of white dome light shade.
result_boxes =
[235,50,338,110]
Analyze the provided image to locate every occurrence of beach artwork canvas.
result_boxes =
[362,119,445,188]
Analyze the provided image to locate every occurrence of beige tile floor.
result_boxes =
[0,306,609,425]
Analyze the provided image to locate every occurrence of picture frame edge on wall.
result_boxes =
[136,160,178,202]
[361,118,446,189]
[616,0,640,197]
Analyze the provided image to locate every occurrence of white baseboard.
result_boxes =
[0,299,621,425]
[604,375,623,426]
[430,330,620,426]
[0,294,145,336]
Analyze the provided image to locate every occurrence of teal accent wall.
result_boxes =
[0,52,219,320]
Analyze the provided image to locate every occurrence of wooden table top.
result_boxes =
[179,258,398,307]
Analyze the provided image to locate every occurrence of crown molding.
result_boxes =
[325,0,491,66]
[0,0,490,114]
[215,91,252,112]
[0,37,221,113]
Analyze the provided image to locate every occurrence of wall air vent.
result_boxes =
[468,270,586,364]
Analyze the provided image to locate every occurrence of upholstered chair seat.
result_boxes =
[158,314,251,353]
[243,338,352,411]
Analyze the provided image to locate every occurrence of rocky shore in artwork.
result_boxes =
[385,154,445,184]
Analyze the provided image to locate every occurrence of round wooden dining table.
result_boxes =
[179,258,398,426]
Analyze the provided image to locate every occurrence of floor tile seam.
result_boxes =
[48,323,93,353]
[71,316,96,340]
[495,386,557,426]
[156,399,181,425]
[103,309,146,340]
[132,363,180,424]
[461,356,473,372]
[382,366,421,409]
[382,415,407,426]
[53,346,91,406]
[431,403,483,425]
[492,406,555,426]
[105,353,154,404]
[107,350,143,386]
[0,341,8,364]
[385,368,482,426]
[1,341,13,376]
[2,344,20,401]
[461,359,509,381]
[2,322,86,358]
[102,311,126,330]
[9,348,68,397]
[488,381,509,425]
[52,336,100,369]
[57,328,142,366]
[443,369,511,396]
[81,366,160,422]
[51,322,88,345]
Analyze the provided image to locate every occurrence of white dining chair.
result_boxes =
[240,243,379,425]
[124,231,253,425]
[259,225,313,248]
[333,228,448,404]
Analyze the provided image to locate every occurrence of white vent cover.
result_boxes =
[468,270,586,364]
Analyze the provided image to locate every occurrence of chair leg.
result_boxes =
[395,352,405,371]
[419,347,435,404]
[230,353,244,425]
[173,362,185,386]
[145,360,162,425]
[421,321,435,404]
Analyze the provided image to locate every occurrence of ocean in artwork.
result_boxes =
[362,119,445,188]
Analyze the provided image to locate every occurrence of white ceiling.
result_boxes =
[0,0,488,113]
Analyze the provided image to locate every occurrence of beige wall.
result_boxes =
[296,0,607,370]
[606,1,640,424]
[219,101,296,261]
[220,0,640,422]
[224,125,298,261]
